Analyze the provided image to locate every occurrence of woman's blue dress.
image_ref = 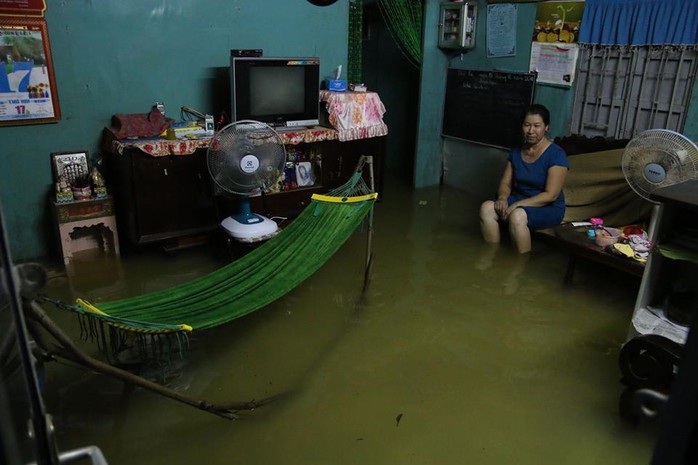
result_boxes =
[507,143,569,230]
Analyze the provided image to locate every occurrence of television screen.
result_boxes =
[249,66,305,116]
[231,56,320,128]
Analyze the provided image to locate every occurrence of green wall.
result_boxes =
[0,0,350,260]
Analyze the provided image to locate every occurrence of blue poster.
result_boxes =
[487,4,518,58]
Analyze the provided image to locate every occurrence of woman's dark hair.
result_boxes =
[523,104,550,126]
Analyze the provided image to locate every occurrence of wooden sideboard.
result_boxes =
[104,142,217,247]
[103,130,385,248]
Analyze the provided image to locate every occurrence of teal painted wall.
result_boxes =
[0,0,350,260]
[685,82,698,139]
[416,1,547,189]
[413,0,449,188]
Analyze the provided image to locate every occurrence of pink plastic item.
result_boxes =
[595,227,622,247]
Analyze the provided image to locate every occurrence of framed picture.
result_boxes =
[0,17,61,126]
[0,1,47,17]
[51,151,89,184]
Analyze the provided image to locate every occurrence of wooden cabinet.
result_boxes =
[105,146,218,247]
[104,133,385,247]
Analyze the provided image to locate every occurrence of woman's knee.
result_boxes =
[479,200,496,220]
[508,208,528,229]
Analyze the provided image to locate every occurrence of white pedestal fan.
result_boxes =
[207,120,286,242]
[622,129,698,241]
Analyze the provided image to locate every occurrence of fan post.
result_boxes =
[237,196,253,219]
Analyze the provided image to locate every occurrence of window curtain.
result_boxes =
[578,0,698,45]
[377,0,423,68]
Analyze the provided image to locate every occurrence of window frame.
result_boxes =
[570,44,698,139]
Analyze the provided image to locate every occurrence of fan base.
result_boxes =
[220,214,278,242]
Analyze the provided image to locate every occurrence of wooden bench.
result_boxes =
[535,223,645,284]
[534,136,651,283]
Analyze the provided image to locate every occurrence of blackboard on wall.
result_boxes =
[442,69,536,149]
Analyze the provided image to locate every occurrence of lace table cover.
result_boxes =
[319,90,388,142]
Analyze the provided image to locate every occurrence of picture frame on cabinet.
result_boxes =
[51,151,89,184]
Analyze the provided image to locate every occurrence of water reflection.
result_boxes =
[36,179,656,464]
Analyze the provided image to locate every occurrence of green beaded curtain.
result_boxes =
[377,0,423,68]
[348,0,364,83]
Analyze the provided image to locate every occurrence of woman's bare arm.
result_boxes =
[505,165,568,213]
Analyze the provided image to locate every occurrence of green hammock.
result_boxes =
[65,172,376,342]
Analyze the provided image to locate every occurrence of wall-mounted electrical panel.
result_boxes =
[438,1,477,50]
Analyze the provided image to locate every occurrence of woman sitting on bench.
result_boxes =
[479,104,569,253]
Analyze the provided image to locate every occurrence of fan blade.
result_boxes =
[206,120,287,195]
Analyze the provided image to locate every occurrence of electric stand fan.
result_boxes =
[617,129,698,423]
[207,120,286,242]
[622,129,698,240]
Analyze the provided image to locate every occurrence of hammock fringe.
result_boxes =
[73,309,189,364]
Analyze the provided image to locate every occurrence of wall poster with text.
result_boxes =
[0,17,61,126]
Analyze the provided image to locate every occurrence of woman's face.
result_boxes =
[522,113,548,146]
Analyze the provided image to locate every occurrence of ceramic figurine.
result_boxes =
[90,167,108,198]
[56,174,74,203]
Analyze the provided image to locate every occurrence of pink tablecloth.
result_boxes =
[320,90,388,142]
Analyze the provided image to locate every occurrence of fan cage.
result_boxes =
[621,129,698,201]
[207,120,286,195]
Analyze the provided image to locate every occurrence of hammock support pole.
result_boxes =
[354,155,375,293]
[24,299,280,421]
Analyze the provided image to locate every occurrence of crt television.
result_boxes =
[230,56,321,129]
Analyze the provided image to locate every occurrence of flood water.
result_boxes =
[37,179,658,464]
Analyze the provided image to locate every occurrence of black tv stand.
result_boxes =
[102,128,386,247]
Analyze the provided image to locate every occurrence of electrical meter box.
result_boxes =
[438,1,477,50]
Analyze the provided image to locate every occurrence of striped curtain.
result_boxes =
[579,0,698,45]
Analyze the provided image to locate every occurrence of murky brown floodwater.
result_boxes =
[37,178,657,464]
